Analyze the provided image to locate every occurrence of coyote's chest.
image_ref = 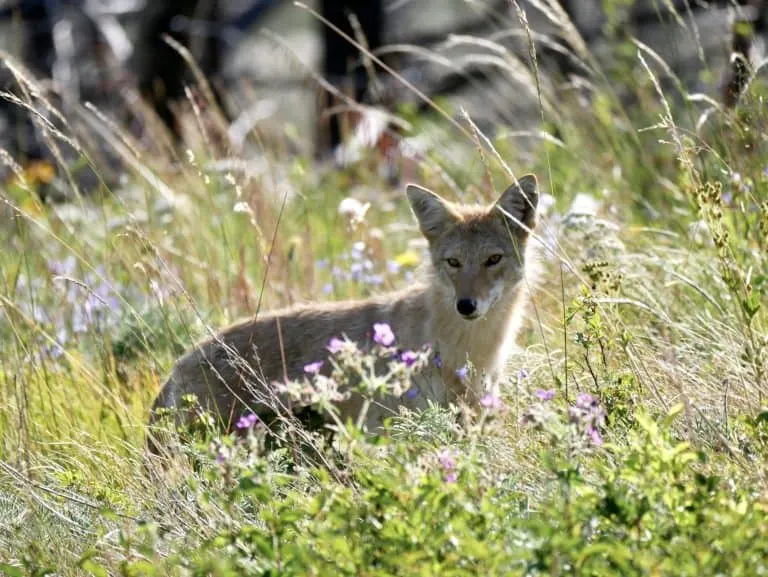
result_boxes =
[362,336,506,429]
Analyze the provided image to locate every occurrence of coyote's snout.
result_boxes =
[148,174,540,451]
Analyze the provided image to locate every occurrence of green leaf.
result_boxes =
[577,541,633,572]
[742,294,761,320]
[634,411,658,437]
[0,564,24,577]
[78,560,109,577]
[662,403,685,428]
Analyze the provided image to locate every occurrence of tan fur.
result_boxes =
[148,174,540,445]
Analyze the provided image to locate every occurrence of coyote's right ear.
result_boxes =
[406,184,456,240]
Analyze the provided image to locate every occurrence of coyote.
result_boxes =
[148,174,539,446]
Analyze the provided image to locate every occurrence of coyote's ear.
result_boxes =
[495,174,539,233]
[406,184,456,240]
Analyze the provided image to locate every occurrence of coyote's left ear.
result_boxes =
[495,174,539,233]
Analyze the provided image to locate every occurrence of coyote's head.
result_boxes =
[406,175,539,320]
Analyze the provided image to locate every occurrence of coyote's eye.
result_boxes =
[446,258,462,268]
[485,254,503,267]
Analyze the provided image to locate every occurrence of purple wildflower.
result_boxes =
[322,283,334,295]
[327,337,346,354]
[304,361,324,375]
[438,449,458,483]
[406,387,420,399]
[386,260,401,275]
[576,392,597,409]
[350,262,364,280]
[236,412,259,430]
[316,259,329,270]
[480,393,503,410]
[568,392,606,446]
[456,365,469,381]
[535,389,556,401]
[438,449,456,470]
[400,350,418,367]
[46,343,65,359]
[373,323,395,346]
[518,368,529,380]
[433,353,443,368]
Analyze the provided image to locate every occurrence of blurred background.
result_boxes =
[0,0,761,198]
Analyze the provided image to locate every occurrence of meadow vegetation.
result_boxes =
[1,4,768,575]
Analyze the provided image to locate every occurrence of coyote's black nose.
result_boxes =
[456,298,478,317]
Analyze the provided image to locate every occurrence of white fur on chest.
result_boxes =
[434,294,522,383]
[362,284,526,430]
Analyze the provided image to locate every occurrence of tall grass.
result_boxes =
[1,2,767,574]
